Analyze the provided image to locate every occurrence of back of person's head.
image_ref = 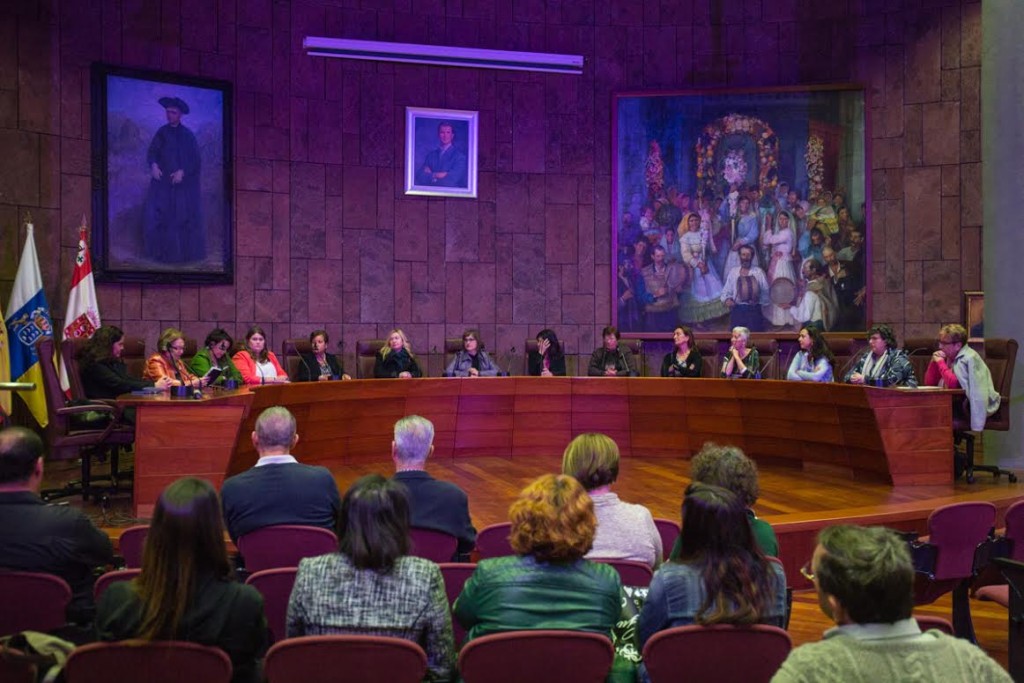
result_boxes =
[509,473,595,563]
[561,433,620,491]
[254,406,297,452]
[338,474,410,572]
[137,477,231,640]
[690,442,760,507]
[815,525,914,624]
[676,482,774,625]
[0,427,43,485]
[393,415,434,466]
[79,325,124,366]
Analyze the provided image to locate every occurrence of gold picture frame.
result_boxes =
[964,290,984,341]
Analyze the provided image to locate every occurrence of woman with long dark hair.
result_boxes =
[786,326,834,382]
[639,483,786,648]
[232,325,289,385]
[95,478,267,683]
[79,325,174,407]
[527,328,567,377]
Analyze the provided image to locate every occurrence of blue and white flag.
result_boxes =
[5,222,53,427]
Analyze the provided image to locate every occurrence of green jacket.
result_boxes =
[189,347,244,385]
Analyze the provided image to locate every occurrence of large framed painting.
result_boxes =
[613,85,868,337]
[404,106,478,198]
[91,63,233,284]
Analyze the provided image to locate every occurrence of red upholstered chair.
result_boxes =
[438,562,476,646]
[64,641,232,683]
[236,525,338,572]
[653,518,680,560]
[408,527,458,563]
[592,558,654,587]
[914,614,955,635]
[118,525,149,568]
[0,650,36,683]
[458,631,614,683]
[264,635,427,683]
[93,569,142,602]
[356,339,386,379]
[281,338,312,381]
[0,571,71,635]
[244,567,298,644]
[474,523,513,559]
[908,501,996,642]
[642,624,792,683]
[695,338,721,378]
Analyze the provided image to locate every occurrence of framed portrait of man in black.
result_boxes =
[90,63,233,284]
[404,106,478,198]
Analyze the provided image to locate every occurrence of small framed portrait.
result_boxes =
[90,63,233,284]
[404,107,478,198]
[964,290,984,341]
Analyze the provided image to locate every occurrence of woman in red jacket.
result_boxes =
[232,325,289,385]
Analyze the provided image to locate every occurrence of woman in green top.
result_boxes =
[720,326,761,379]
[189,328,243,386]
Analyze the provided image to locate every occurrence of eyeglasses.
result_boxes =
[799,562,815,582]
[170,344,185,352]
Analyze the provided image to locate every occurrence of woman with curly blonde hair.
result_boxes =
[373,328,422,379]
[454,474,621,642]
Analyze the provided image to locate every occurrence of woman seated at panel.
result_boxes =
[444,328,499,377]
[143,328,208,389]
[668,443,778,560]
[79,325,174,399]
[924,323,1001,432]
[843,323,918,388]
[296,329,351,382]
[786,326,834,382]
[639,484,786,663]
[374,328,423,379]
[661,325,702,378]
[588,326,639,377]
[287,475,455,681]
[720,326,761,379]
[562,433,661,568]
[232,326,289,385]
[527,328,566,377]
[95,478,267,683]
[188,328,243,387]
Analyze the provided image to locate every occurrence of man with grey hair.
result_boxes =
[221,406,340,543]
[391,415,476,560]
[772,524,1010,682]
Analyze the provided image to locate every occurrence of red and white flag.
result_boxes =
[59,217,102,394]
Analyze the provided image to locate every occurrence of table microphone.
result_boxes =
[505,347,517,377]
[757,351,776,380]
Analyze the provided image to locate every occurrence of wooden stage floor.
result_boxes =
[52,449,1022,670]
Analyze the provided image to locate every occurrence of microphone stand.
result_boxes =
[505,347,517,377]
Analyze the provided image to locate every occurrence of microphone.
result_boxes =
[837,348,867,384]
[298,350,314,382]
[505,347,517,377]
[780,345,797,380]
[757,350,776,380]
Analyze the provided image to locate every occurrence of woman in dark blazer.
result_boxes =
[374,329,423,379]
[527,328,567,377]
[296,329,350,381]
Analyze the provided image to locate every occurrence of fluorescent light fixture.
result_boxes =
[303,37,584,75]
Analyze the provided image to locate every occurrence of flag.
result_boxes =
[5,221,53,427]
[0,300,10,418]
[59,218,101,395]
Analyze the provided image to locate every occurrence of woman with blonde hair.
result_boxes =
[374,328,422,378]
[143,327,206,389]
[562,433,661,567]
[95,478,266,683]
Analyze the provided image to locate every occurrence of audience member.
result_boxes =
[295,329,350,382]
[143,328,206,389]
[924,324,1000,431]
[787,326,834,382]
[220,406,340,543]
[444,329,500,377]
[286,474,455,682]
[588,326,639,377]
[374,328,423,379]
[527,328,567,376]
[391,415,476,560]
[0,427,114,624]
[562,433,661,567]
[661,325,702,377]
[96,478,266,683]
[188,328,243,387]
[843,324,918,387]
[233,326,289,385]
[772,525,1011,682]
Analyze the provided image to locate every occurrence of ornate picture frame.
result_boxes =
[964,290,984,341]
[404,106,478,198]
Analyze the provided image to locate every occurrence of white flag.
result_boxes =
[59,220,102,394]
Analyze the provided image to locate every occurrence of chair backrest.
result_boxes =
[35,338,71,439]
[119,336,148,379]
[237,525,338,572]
[983,338,1018,430]
[914,614,954,635]
[642,624,792,683]
[903,337,936,388]
[751,338,780,379]
[356,339,386,379]
[93,568,142,602]
[0,571,71,635]
[1005,499,1024,562]
[408,528,458,563]
[438,562,476,646]
[475,523,514,559]
[653,518,680,560]
[281,338,312,380]
[458,630,614,683]
[119,525,150,568]
[264,635,427,683]
[65,640,232,683]
[824,335,858,380]
[696,338,721,378]
[61,338,89,400]
[245,567,298,644]
[0,648,36,683]
[592,558,654,587]
[927,501,996,580]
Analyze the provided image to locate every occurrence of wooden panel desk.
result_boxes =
[119,389,254,518]
[228,378,956,487]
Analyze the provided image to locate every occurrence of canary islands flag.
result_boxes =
[5,222,53,427]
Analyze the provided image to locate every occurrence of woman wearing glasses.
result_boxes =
[444,329,500,377]
[143,328,208,389]
[188,328,243,387]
